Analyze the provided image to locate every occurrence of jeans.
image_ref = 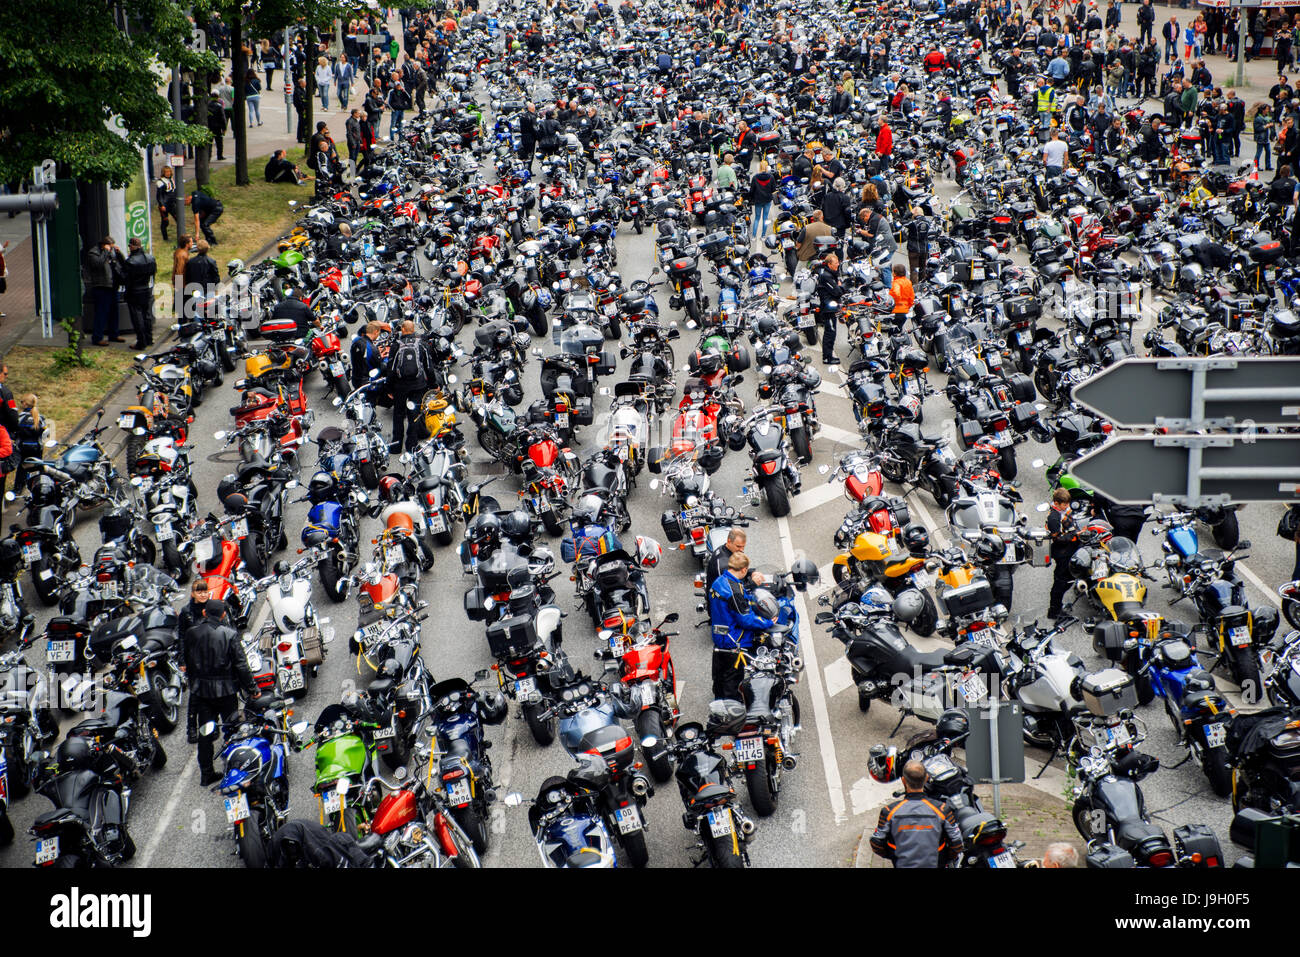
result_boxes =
[751,201,771,237]
[1140,25,1153,45]
[390,109,405,139]
[1046,164,1063,179]
[247,94,261,125]
[318,81,331,110]
[1213,137,1230,165]
[1165,39,1177,62]
[338,82,350,110]
[91,287,118,343]
[1256,140,1272,168]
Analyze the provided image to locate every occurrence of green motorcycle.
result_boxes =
[310,700,384,837]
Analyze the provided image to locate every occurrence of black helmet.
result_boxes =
[788,557,819,590]
[974,532,1007,565]
[501,508,533,541]
[479,689,509,724]
[935,708,969,742]
[56,736,94,771]
[753,315,779,337]
[470,511,502,547]
[901,523,930,557]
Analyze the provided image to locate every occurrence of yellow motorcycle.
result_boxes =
[1066,525,1152,623]
[832,530,938,636]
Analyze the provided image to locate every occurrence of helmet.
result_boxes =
[891,588,925,623]
[309,471,335,496]
[874,292,895,312]
[1069,547,1093,580]
[754,315,780,338]
[479,689,509,724]
[56,736,94,771]
[377,475,402,502]
[470,511,502,547]
[867,744,900,783]
[227,259,245,277]
[935,708,970,742]
[974,533,1007,565]
[858,585,894,614]
[902,523,930,557]
[751,588,779,622]
[789,557,819,590]
[572,493,605,525]
[634,535,662,568]
[501,509,533,541]
[377,658,403,683]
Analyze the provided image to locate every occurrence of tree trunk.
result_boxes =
[231,12,249,186]
[194,71,212,187]
[304,30,316,152]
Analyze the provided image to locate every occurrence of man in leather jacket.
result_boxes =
[708,552,773,700]
[184,598,257,785]
[871,760,962,868]
[706,527,747,594]
[813,251,845,366]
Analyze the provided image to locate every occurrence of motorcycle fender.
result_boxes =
[535,605,563,648]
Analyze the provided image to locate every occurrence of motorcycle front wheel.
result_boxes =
[240,532,267,578]
[998,445,1018,481]
[1204,744,1232,798]
[320,556,347,603]
[146,671,180,733]
[161,539,191,585]
[522,700,556,745]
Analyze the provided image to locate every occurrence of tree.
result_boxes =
[0,0,216,188]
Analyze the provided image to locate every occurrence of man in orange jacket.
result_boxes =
[876,119,893,164]
[889,263,914,315]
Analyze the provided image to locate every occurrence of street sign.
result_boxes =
[1071,357,1300,430]
[965,700,1023,818]
[1069,435,1300,505]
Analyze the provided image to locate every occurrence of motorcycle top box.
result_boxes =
[1078,668,1137,717]
[485,614,539,660]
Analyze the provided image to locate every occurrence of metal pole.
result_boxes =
[171,64,187,242]
[36,215,52,339]
[989,696,1002,819]
[285,28,293,135]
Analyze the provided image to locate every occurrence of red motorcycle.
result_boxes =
[597,612,681,784]
[363,775,480,867]
[191,514,254,629]
[308,322,351,400]
[516,425,579,535]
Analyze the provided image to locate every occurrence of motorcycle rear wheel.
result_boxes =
[0,809,13,847]
[1204,745,1232,798]
[452,804,490,854]
[761,478,790,518]
[745,756,778,816]
[358,460,379,490]
[790,427,812,463]
[320,557,347,603]
[620,827,650,868]
[3,744,28,800]
[32,562,59,606]
[240,532,267,578]
[236,820,269,869]
[635,709,673,783]
[707,825,745,868]
[477,427,508,464]
[162,539,190,585]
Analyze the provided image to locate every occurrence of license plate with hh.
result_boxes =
[615,805,642,834]
[47,640,75,663]
[35,837,59,865]
[990,849,1016,868]
[232,518,249,539]
[786,412,802,428]
[708,808,734,837]
[330,361,345,376]
[1229,625,1251,648]
[155,522,174,542]
[281,668,304,692]
[224,792,251,824]
[1205,723,1228,748]
[21,544,40,566]
[735,735,765,764]
[446,779,472,806]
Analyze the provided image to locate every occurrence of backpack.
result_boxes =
[393,338,427,388]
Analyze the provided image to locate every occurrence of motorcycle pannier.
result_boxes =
[485,614,538,660]
[1249,238,1286,264]
[1079,668,1137,717]
[756,130,780,148]
[463,585,489,622]
[1172,824,1222,866]
[1091,621,1129,662]
[1085,842,1135,868]
[659,510,683,543]
[259,316,302,341]
[667,257,697,280]
[1003,296,1040,322]
[939,580,994,619]
[300,626,326,667]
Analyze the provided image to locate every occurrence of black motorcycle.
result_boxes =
[28,739,137,868]
[665,717,756,868]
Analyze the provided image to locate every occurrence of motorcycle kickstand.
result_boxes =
[888,712,906,739]
[1033,743,1059,780]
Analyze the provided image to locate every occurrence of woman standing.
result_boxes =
[748,160,776,245]
[244,70,263,126]
[12,394,42,495]
[1252,102,1275,170]
[260,39,280,92]
[315,56,333,111]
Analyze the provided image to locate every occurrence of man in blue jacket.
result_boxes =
[709,552,773,700]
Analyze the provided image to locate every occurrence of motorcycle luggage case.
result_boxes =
[756,130,780,148]
[939,580,995,619]
[300,626,325,667]
[941,643,999,675]
[1085,842,1136,868]
[1009,402,1040,431]
[1003,296,1040,322]
[660,509,683,543]
[485,614,539,660]
[1132,195,1161,215]
[1091,621,1129,662]
[464,585,489,622]
[956,418,985,448]
[1228,807,1273,852]
[259,316,302,341]
[666,257,697,279]
[1008,201,1037,222]
[1249,238,1286,264]
[1079,667,1137,717]
[574,396,595,426]
[1173,823,1222,866]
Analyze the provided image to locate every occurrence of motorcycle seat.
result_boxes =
[691,783,733,804]
[366,676,396,697]
[34,807,87,828]
[1115,819,1166,850]
[901,645,956,671]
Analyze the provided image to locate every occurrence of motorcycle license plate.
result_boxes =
[223,793,251,824]
[507,211,518,222]
[560,278,572,291]
[100,580,119,599]
[1205,723,1228,748]
[971,266,985,280]
[708,808,734,838]
[322,790,342,814]
[373,720,397,740]
[681,506,706,524]
[1104,724,1131,748]
[281,668,304,692]
[735,735,765,764]
[555,413,569,428]
[615,805,642,834]
[1015,331,1031,345]
[35,837,58,865]
[46,640,75,663]
[134,674,149,694]
[1229,625,1251,648]
[989,850,1016,869]
[330,361,345,377]
[798,314,814,329]
[21,545,39,566]
[232,518,249,539]
[446,779,472,806]
[967,628,994,647]
[782,238,796,249]
[960,672,987,702]
[786,412,803,428]
[514,677,537,699]
[602,303,617,317]
[118,414,134,430]
[155,522,174,542]
[634,682,657,707]
[683,286,697,301]
[1266,268,1277,281]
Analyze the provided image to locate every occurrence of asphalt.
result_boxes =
[3,28,1299,874]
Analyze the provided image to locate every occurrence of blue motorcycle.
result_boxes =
[1116,617,1235,798]
[296,452,371,603]
[423,675,508,854]
[206,696,308,869]
[511,761,619,868]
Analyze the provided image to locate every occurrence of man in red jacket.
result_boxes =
[876,119,893,165]
[923,45,947,73]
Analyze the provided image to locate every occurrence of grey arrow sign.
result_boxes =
[1071,357,1300,429]
[1069,435,1300,505]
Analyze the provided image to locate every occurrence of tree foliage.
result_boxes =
[0,0,217,188]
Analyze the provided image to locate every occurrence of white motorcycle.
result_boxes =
[244,550,334,699]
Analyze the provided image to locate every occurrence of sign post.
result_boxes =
[964,701,1025,818]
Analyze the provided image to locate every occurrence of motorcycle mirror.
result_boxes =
[663,612,679,623]
[170,323,181,332]
[1030,459,1045,469]
[448,374,458,384]
[407,400,417,411]
[198,721,217,737]
[3,491,12,502]
[213,430,227,441]
[761,365,772,374]
[369,368,381,379]
[130,476,144,487]
[599,386,611,396]
[291,721,309,736]
[640,735,658,749]
[1035,502,1050,513]
[502,792,524,807]
[818,464,830,475]
[286,480,299,490]
[648,479,660,490]
[394,765,409,781]
[44,439,57,448]
[686,320,697,329]
[332,396,343,407]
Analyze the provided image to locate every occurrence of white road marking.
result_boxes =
[776,514,847,824]
[1235,559,1283,609]
[139,752,196,868]
[790,481,845,517]
[819,423,866,447]
[817,380,849,400]
[823,657,853,698]
[849,775,898,818]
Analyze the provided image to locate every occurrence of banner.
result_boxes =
[106,113,152,255]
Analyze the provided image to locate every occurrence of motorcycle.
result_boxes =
[423,674,508,853]
[666,718,756,867]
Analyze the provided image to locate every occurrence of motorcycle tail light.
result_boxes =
[97,572,111,583]
[993,419,1007,432]
[1147,850,1174,868]
[691,527,705,542]
[425,492,437,505]
[443,768,466,780]
[1101,422,1113,433]
[758,461,778,475]
[277,642,292,654]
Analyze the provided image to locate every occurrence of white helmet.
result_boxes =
[634,535,662,569]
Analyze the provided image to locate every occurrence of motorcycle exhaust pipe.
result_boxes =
[782,754,798,771]
[736,814,757,837]
[630,774,650,798]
